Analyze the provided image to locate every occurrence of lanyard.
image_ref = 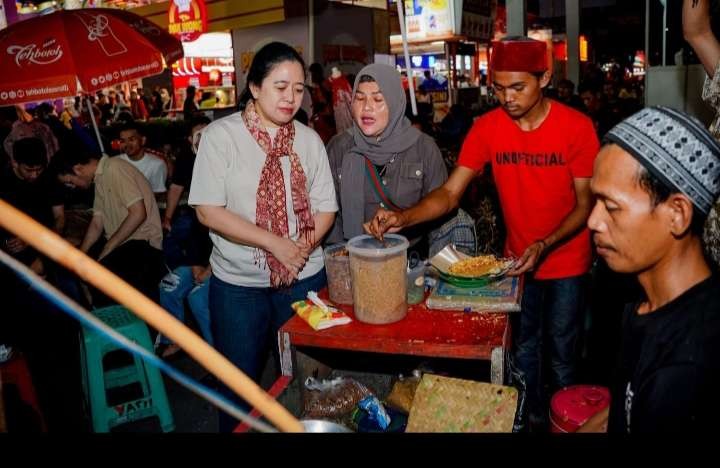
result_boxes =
[363,157,402,212]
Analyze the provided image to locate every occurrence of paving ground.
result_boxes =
[162,353,219,433]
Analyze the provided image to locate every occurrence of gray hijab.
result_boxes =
[340,64,421,239]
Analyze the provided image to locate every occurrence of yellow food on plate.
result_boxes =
[448,255,513,278]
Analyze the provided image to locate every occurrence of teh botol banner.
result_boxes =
[168,0,208,42]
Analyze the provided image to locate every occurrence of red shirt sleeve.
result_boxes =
[567,114,600,178]
[457,117,491,172]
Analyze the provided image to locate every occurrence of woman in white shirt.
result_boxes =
[189,42,337,432]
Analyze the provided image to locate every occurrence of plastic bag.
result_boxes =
[505,355,528,433]
[292,291,352,331]
[357,395,391,430]
[292,300,351,331]
[303,377,373,419]
[385,371,422,414]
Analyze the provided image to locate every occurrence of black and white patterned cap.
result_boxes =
[604,106,720,215]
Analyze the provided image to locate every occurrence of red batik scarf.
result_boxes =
[243,100,315,287]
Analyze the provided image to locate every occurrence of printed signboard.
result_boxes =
[403,0,457,41]
[168,0,208,42]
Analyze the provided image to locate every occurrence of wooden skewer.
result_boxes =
[0,199,303,433]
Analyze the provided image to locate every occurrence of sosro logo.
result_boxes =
[75,12,127,57]
[7,40,63,67]
[86,14,110,41]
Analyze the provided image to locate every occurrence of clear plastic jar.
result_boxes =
[346,234,409,324]
[406,264,426,305]
[324,243,353,305]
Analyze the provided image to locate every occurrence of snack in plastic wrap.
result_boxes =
[357,395,391,430]
[425,276,522,312]
[291,291,352,330]
[303,377,373,419]
[352,404,408,433]
[385,371,422,413]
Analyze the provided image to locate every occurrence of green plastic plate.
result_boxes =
[436,270,500,288]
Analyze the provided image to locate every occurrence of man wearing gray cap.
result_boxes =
[581,106,720,433]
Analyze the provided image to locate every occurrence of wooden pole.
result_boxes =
[0,199,303,433]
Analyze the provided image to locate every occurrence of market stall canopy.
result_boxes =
[0,8,183,106]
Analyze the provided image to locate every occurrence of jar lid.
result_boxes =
[324,242,348,255]
[346,234,409,258]
[550,385,611,426]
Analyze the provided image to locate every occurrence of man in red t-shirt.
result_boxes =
[366,36,600,430]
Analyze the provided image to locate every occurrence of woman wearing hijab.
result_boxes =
[188,42,337,432]
[325,64,448,255]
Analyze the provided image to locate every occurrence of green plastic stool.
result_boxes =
[79,305,174,432]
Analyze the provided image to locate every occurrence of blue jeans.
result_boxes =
[209,269,327,433]
[48,262,89,309]
[162,209,196,271]
[158,266,213,345]
[514,274,586,424]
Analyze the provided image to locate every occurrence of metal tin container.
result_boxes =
[301,419,352,433]
[550,385,611,433]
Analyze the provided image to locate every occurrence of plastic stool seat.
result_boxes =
[94,307,139,328]
[80,305,174,432]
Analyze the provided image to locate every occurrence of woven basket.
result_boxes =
[406,374,518,433]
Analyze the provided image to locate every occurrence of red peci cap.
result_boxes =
[490,38,548,73]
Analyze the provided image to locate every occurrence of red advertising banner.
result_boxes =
[323,44,341,64]
[322,44,368,65]
[341,45,367,64]
[168,0,208,43]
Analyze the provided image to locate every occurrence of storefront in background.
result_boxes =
[170,32,236,115]
[395,52,449,101]
[390,0,495,115]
